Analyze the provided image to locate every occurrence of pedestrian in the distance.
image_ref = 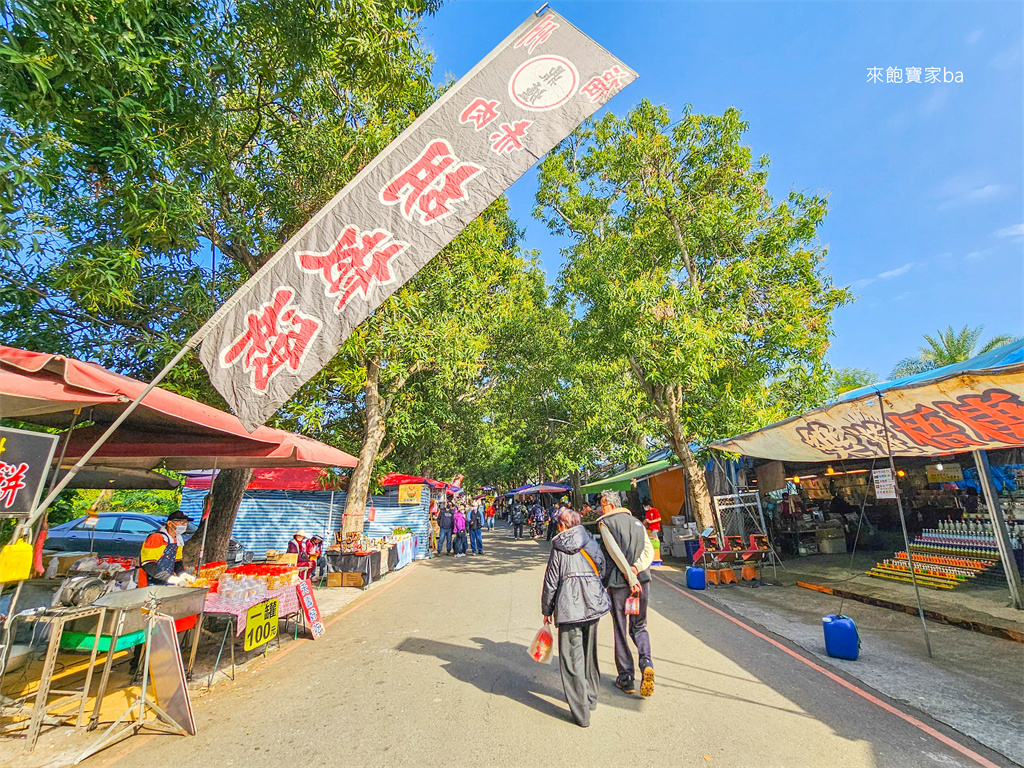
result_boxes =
[511,501,526,540]
[468,503,484,555]
[438,503,455,556]
[540,508,612,728]
[453,506,468,557]
[597,490,655,697]
[485,501,496,530]
[546,504,561,541]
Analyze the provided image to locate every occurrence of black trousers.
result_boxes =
[512,523,524,538]
[558,620,600,727]
[608,582,652,679]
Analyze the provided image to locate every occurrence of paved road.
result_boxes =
[89,533,1012,768]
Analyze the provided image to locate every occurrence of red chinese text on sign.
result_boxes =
[297,226,407,310]
[581,66,628,104]
[934,390,1024,444]
[221,288,321,393]
[380,140,483,225]
[459,98,501,131]
[0,461,28,508]
[490,120,532,154]
[515,14,559,54]
[887,406,982,452]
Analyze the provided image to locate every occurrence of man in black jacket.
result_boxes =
[597,490,655,697]
[437,504,455,556]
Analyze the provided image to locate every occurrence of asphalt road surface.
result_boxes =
[87,532,1013,768]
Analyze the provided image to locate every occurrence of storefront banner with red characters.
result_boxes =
[296,579,325,640]
[197,11,637,430]
[712,367,1024,463]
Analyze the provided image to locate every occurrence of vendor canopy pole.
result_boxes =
[973,450,1024,609]
[878,394,933,658]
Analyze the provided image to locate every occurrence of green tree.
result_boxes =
[536,101,850,525]
[831,367,878,396]
[890,324,1021,378]
[0,0,441,561]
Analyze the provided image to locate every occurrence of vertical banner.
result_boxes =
[198,11,637,430]
[296,579,325,639]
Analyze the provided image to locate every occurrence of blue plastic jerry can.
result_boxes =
[686,566,706,590]
[822,614,860,660]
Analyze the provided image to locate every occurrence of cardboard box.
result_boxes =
[341,572,364,588]
[819,538,847,555]
[327,573,344,587]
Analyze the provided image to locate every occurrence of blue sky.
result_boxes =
[420,1,1024,379]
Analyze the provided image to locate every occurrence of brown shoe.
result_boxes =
[640,667,655,697]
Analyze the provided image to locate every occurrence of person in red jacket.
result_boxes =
[643,502,662,535]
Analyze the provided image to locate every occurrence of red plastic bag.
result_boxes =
[529,620,553,663]
[625,595,640,616]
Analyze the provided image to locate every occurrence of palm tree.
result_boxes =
[890,324,1021,378]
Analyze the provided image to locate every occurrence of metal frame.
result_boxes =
[712,491,779,581]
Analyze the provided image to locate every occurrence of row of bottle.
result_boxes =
[936,518,994,534]
[910,542,998,558]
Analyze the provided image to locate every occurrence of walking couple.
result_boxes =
[540,490,655,728]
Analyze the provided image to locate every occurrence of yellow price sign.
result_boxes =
[244,598,279,651]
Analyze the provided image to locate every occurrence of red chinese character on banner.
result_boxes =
[887,406,982,452]
[581,66,628,104]
[934,390,1024,444]
[515,14,559,54]
[459,98,501,131]
[222,288,321,392]
[298,226,408,310]
[380,140,483,225]
[0,461,28,508]
[489,120,532,154]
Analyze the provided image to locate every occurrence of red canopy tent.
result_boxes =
[0,346,357,470]
[379,472,449,490]
[184,467,346,491]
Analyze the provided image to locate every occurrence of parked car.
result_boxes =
[45,512,248,562]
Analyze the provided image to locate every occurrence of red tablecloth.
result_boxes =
[203,583,300,635]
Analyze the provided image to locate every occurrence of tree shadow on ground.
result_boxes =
[397,634,643,724]
[427,530,552,576]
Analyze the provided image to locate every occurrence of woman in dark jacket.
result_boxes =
[541,509,612,727]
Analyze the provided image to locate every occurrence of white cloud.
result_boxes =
[878,262,914,279]
[966,30,982,45]
[966,247,997,261]
[934,174,1006,210]
[850,278,875,290]
[994,223,1024,238]
[990,46,1022,69]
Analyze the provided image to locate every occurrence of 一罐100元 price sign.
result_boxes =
[244,598,279,651]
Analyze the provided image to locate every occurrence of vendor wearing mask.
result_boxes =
[138,511,194,588]
[287,529,315,577]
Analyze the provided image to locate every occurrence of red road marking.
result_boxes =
[654,573,1000,768]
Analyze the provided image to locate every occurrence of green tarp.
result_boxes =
[579,458,676,494]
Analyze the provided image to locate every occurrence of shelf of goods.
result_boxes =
[867,520,1016,591]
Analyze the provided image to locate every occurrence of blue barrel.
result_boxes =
[822,615,860,660]
[686,566,706,590]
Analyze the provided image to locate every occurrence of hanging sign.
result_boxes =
[196,11,637,430]
[872,468,898,500]
[296,579,325,640]
[244,598,279,651]
[0,427,59,517]
[398,483,423,504]
[926,463,963,483]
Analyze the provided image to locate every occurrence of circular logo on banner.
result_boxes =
[508,56,578,111]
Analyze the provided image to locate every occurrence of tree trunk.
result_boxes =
[677,443,715,530]
[624,486,644,520]
[183,467,253,568]
[341,359,387,548]
[570,470,582,510]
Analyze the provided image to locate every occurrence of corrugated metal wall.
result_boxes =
[180,486,430,560]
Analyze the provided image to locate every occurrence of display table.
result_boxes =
[391,537,416,571]
[325,550,382,587]
[203,583,300,635]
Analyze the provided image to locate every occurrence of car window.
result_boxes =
[118,517,161,535]
[74,516,118,531]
